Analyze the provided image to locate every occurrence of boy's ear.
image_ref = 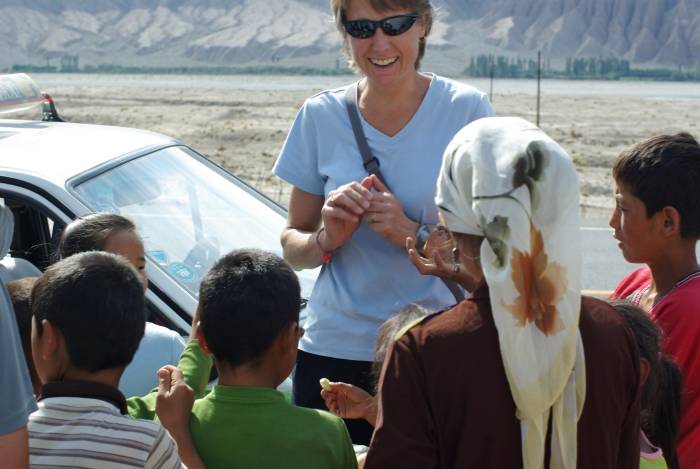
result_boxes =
[275,322,298,354]
[196,326,212,355]
[38,320,63,361]
[660,206,681,237]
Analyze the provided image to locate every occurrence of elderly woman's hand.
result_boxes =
[321,381,377,426]
[320,178,374,251]
[364,175,419,247]
[406,235,462,282]
[407,230,483,292]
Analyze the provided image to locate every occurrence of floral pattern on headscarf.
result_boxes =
[502,222,567,336]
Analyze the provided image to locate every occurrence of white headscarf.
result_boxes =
[436,117,586,469]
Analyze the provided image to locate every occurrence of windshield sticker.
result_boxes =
[169,262,198,282]
[148,250,169,266]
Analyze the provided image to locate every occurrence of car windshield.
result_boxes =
[73,145,318,301]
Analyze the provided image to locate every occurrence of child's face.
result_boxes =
[103,230,147,289]
[609,181,665,263]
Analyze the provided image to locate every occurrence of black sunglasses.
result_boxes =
[343,14,418,39]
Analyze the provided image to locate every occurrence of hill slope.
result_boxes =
[1,0,698,73]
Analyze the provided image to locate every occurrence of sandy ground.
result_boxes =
[11,80,700,214]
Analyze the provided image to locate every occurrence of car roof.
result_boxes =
[0,119,178,186]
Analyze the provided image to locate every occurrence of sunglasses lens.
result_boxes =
[345,20,375,39]
[382,15,417,36]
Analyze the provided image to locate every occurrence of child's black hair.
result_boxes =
[612,132,700,238]
[32,251,146,372]
[198,249,300,368]
[610,300,682,469]
[59,213,136,258]
[655,355,683,469]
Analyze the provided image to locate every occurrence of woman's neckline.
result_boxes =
[356,72,435,140]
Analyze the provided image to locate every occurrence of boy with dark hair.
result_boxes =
[28,251,184,468]
[188,248,356,468]
[611,132,700,467]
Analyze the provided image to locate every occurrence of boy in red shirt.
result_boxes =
[611,133,700,468]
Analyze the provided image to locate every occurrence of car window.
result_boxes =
[73,146,318,299]
[1,195,61,270]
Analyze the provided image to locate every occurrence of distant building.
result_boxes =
[60,55,79,72]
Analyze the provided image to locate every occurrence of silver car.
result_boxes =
[0,73,317,337]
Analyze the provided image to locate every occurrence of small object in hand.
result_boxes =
[320,377,332,391]
[415,223,431,255]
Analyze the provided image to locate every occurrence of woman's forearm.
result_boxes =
[281,227,325,270]
[283,187,328,270]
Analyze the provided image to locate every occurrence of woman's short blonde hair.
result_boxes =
[330,0,434,71]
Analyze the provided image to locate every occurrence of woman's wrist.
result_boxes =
[316,227,331,251]
[315,227,337,263]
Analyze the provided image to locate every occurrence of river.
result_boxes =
[30,73,700,100]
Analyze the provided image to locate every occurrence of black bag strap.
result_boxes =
[344,84,388,187]
[343,83,465,303]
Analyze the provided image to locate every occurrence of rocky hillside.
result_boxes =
[1,0,698,73]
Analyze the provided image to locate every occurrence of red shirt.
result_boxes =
[614,267,700,468]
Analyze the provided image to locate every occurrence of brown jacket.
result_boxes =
[365,283,641,468]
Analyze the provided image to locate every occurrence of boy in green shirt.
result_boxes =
[133,249,357,469]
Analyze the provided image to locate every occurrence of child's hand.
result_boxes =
[320,381,377,427]
[156,365,194,433]
[156,366,205,469]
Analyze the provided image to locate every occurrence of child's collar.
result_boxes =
[39,380,128,414]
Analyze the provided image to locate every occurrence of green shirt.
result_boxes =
[639,431,668,469]
[126,339,213,420]
[640,455,668,469]
[190,385,357,469]
[127,340,356,469]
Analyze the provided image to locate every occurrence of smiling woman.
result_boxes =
[272,0,494,445]
[332,0,432,73]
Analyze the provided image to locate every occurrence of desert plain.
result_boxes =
[10,74,700,219]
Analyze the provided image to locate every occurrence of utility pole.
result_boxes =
[536,50,541,127]
[489,56,495,102]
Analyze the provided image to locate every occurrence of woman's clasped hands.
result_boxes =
[320,174,418,251]
[319,177,374,252]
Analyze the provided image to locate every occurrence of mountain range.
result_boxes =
[1,0,698,74]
